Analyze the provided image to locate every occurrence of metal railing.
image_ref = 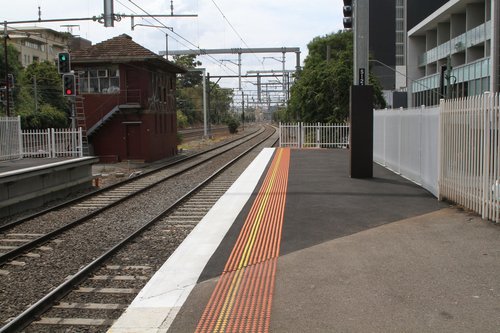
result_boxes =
[279,122,349,149]
[440,92,500,222]
[22,128,83,158]
[375,92,500,223]
[418,21,491,67]
[0,116,22,161]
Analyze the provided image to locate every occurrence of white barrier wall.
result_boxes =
[375,93,500,223]
[374,106,440,197]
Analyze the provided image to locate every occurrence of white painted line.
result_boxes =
[108,148,275,333]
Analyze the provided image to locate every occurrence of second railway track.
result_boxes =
[0,125,265,264]
[0,125,277,332]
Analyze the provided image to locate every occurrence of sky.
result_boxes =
[2,0,344,102]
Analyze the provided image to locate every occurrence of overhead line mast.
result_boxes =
[163,47,301,91]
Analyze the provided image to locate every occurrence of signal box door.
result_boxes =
[125,124,142,159]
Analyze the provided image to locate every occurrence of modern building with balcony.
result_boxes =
[407,0,500,106]
[368,0,448,108]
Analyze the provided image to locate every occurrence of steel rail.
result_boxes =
[0,127,265,265]
[0,126,259,232]
[0,127,277,333]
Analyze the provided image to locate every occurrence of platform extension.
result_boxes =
[110,148,500,333]
[0,157,97,219]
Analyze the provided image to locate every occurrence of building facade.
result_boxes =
[7,27,69,67]
[369,0,449,107]
[71,34,186,163]
[407,0,499,106]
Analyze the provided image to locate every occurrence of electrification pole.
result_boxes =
[103,0,114,27]
[3,22,10,116]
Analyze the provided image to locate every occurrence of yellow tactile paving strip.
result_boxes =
[195,148,290,333]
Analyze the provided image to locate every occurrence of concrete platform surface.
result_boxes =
[271,207,500,332]
[0,157,71,175]
[112,149,500,333]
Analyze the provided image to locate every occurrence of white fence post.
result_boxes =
[279,122,282,147]
[299,122,304,149]
[481,93,488,219]
[316,122,320,148]
[17,116,23,158]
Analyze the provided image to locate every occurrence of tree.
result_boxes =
[0,42,22,115]
[177,87,204,125]
[173,54,202,87]
[173,55,233,127]
[209,84,233,124]
[20,103,68,129]
[286,30,386,123]
[20,61,68,112]
[16,61,69,129]
[173,55,203,125]
[0,42,22,83]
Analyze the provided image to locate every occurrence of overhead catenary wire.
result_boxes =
[126,1,235,74]
[67,0,276,102]
[124,0,259,90]
[209,0,263,69]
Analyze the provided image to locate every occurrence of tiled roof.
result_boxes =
[71,34,158,61]
[71,34,186,73]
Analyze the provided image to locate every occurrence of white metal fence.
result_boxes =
[375,92,500,223]
[22,128,83,158]
[0,116,22,161]
[279,122,349,148]
[440,93,500,222]
[1,119,83,160]
[374,106,440,197]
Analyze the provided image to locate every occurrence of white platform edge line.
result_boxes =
[108,148,276,333]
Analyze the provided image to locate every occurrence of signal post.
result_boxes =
[58,52,77,128]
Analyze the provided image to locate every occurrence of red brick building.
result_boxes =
[71,34,186,163]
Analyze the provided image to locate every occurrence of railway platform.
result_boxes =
[109,148,500,333]
[0,157,97,219]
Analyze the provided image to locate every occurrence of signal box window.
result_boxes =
[79,67,120,93]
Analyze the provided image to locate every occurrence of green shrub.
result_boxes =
[176,110,189,129]
[20,104,69,129]
[227,118,240,134]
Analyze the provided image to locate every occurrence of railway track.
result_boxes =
[0,125,278,333]
[0,125,259,231]
[179,125,229,141]
[0,126,265,266]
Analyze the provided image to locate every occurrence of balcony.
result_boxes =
[418,21,491,67]
[412,57,490,93]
